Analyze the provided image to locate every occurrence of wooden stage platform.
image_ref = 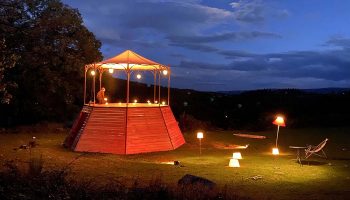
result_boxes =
[64,104,185,155]
[86,103,168,108]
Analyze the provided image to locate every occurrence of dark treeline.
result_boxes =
[171,88,350,131]
[85,78,350,131]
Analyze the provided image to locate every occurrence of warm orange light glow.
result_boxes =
[136,74,141,79]
[272,148,279,155]
[90,70,96,76]
[104,98,107,101]
[232,152,242,159]
[105,102,108,105]
[162,70,168,75]
[160,161,174,165]
[119,102,122,105]
[147,100,151,104]
[229,158,240,167]
[108,68,114,73]
[155,100,158,104]
[134,99,137,103]
[162,101,166,105]
[273,116,286,127]
[197,132,204,139]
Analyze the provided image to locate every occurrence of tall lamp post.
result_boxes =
[272,116,286,155]
[197,132,204,155]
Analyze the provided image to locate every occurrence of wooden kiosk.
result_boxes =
[64,50,185,154]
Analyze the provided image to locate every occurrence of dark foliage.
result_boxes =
[0,0,102,126]
[0,159,249,200]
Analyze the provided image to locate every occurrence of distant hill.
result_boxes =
[217,88,350,95]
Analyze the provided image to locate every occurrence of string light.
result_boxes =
[162,70,168,75]
[90,70,96,76]
[136,74,141,79]
[108,68,114,73]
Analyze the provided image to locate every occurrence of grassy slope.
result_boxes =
[0,125,349,199]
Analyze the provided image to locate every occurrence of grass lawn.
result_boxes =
[1,124,350,199]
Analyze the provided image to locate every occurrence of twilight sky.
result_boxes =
[62,0,350,91]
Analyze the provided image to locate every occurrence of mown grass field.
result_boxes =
[1,124,350,199]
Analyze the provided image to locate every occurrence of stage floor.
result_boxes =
[84,103,168,108]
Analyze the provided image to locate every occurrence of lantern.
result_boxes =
[197,132,203,155]
[229,159,240,167]
[197,132,203,139]
[272,148,279,155]
[232,152,242,159]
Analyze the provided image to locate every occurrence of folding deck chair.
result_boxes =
[305,138,328,159]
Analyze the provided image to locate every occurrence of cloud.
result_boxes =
[229,0,290,23]
[175,39,350,82]
[166,31,281,53]
[167,31,281,43]
[169,43,219,52]
[60,0,350,91]
[230,0,265,23]
[325,37,350,49]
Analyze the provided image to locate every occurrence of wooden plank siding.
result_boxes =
[126,107,173,154]
[68,105,185,154]
[75,107,126,154]
[161,107,186,149]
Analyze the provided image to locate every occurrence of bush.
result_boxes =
[0,161,249,200]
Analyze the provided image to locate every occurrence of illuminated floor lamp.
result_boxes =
[197,132,203,155]
[272,116,286,155]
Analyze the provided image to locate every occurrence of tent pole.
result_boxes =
[158,71,161,105]
[153,71,156,103]
[167,67,170,105]
[93,73,95,105]
[126,65,130,105]
[84,66,87,105]
[99,69,102,91]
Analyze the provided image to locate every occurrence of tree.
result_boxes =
[0,0,102,125]
[0,0,22,104]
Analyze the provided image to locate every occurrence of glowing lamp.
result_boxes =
[134,99,137,103]
[105,102,108,105]
[273,116,286,127]
[104,98,107,101]
[155,100,158,104]
[90,70,96,76]
[272,148,279,155]
[108,68,114,73]
[118,102,122,105]
[273,115,286,150]
[162,70,168,75]
[136,74,141,79]
[147,100,151,104]
[229,159,240,167]
[162,101,166,105]
[197,132,204,139]
[232,152,242,159]
[197,131,203,155]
